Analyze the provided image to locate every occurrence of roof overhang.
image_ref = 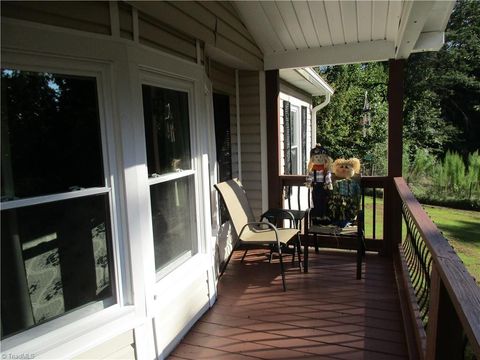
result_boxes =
[280,67,334,96]
[233,0,455,70]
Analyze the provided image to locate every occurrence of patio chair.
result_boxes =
[305,174,366,279]
[214,179,302,291]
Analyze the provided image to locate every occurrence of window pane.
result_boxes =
[291,147,298,175]
[142,85,191,176]
[150,176,197,272]
[1,194,115,338]
[1,69,104,200]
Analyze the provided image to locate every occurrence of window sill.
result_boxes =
[1,305,142,359]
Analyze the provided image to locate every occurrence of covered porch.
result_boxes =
[170,249,407,360]
[1,1,478,359]
[171,173,480,359]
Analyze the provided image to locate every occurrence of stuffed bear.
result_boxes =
[328,158,362,227]
[306,144,333,224]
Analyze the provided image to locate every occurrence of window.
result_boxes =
[142,84,197,275]
[290,106,300,175]
[284,101,304,175]
[1,69,116,339]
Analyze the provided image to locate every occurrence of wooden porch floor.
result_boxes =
[168,249,408,360]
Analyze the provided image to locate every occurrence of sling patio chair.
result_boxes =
[214,179,302,291]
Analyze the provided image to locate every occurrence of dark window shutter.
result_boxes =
[301,106,307,174]
[213,93,232,224]
[283,101,291,174]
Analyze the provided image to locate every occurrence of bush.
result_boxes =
[404,150,480,209]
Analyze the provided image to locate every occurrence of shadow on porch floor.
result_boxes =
[168,248,408,360]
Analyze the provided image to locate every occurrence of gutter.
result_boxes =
[311,92,331,146]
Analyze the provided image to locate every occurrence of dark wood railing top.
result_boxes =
[279,175,388,187]
[394,177,480,355]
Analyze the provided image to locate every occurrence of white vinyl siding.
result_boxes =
[1,1,111,35]
[73,331,135,360]
[1,1,263,69]
[239,71,262,218]
[130,1,263,69]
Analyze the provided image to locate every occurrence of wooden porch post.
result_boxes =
[385,59,405,256]
[265,70,281,209]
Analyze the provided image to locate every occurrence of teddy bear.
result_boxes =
[328,158,362,227]
[306,144,333,224]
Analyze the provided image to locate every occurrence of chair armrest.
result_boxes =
[260,209,295,223]
[238,221,280,241]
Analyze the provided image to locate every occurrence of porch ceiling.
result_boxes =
[232,0,455,70]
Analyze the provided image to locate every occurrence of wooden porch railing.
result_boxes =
[278,175,480,359]
[278,175,386,252]
[394,177,480,360]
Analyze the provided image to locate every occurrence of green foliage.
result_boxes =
[406,0,480,156]
[405,150,480,208]
[443,151,466,191]
[315,62,388,175]
[466,151,480,194]
[314,0,479,179]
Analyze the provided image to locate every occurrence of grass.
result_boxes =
[362,196,480,282]
[423,205,480,283]
[363,195,384,240]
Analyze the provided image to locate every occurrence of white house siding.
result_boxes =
[1,1,111,35]
[130,1,263,69]
[118,2,134,41]
[138,12,197,63]
[279,80,313,176]
[73,331,135,360]
[1,1,264,359]
[239,71,263,218]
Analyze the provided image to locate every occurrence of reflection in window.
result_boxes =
[142,84,197,274]
[1,69,104,200]
[0,69,115,339]
[142,85,191,176]
[1,195,115,338]
[150,176,196,271]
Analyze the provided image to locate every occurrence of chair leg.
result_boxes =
[241,249,249,262]
[356,228,365,280]
[291,244,296,265]
[314,234,319,253]
[296,234,302,272]
[278,247,287,291]
[220,244,237,277]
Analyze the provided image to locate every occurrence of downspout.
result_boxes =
[311,93,331,146]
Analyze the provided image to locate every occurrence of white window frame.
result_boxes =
[136,67,207,285]
[139,70,200,281]
[0,50,125,350]
[290,105,301,175]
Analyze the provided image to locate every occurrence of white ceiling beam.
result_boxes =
[412,31,445,53]
[264,40,395,70]
[395,0,436,59]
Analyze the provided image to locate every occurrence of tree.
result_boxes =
[405,0,480,158]
[315,62,389,175]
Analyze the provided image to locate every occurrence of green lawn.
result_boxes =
[362,196,480,282]
[363,195,384,240]
[423,205,480,283]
